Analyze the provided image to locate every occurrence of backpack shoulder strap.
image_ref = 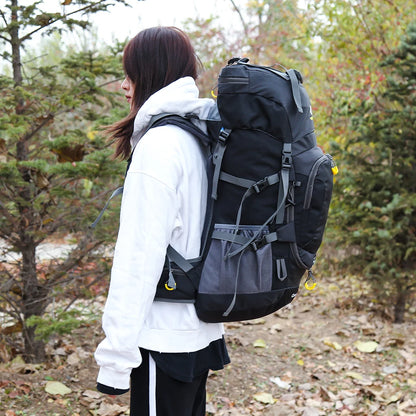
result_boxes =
[148,113,214,148]
[149,113,216,269]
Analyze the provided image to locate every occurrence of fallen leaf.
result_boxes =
[244,318,266,325]
[323,339,342,350]
[354,340,378,353]
[387,338,406,348]
[270,376,291,390]
[253,392,276,404]
[96,402,129,416]
[229,335,250,347]
[11,355,25,364]
[206,402,216,414]
[399,349,415,364]
[253,339,267,348]
[382,365,398,374]
[383,391,402,404]
[335,329,350,337]
[302,407,320,416]
[83,389,101,399]
[320,386,336,401]
[345,371,364,380]
[270,323,283,332]
[45,381,72,395]
[407,379,416,391]
[67,352,80,366]
[409,366,416,375]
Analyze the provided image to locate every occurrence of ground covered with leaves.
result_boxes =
[1,273,416,416]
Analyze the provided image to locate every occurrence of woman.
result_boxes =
[94,26,229,416]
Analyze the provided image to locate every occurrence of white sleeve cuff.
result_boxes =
[97,366,132,391]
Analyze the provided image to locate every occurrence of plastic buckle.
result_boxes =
[282,143,292,169]
[253,177,270,193]
[251,237,266,251]
[282,154,292,169]
[218,128,231,143]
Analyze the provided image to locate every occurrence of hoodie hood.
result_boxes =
[131,77,215,147]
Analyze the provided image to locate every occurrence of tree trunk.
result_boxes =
[21,244,48,362]
[11,0,23,88]
[394,287,407,324]
[10,0,47,363]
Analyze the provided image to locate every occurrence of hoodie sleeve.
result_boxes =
[94,128,182,390]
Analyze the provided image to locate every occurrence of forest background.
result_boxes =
[0,0,415,415]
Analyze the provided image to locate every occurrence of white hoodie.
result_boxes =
[94,77,224,390]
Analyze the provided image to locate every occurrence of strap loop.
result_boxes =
[287,69,304,113]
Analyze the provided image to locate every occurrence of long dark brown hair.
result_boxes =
[108,26,200,159]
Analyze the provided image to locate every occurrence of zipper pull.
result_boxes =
[165,264,177,291]
[304,270,317,291]
[328,154,338,176]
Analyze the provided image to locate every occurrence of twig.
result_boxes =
[228,0,248,37]
[0,8,8,26]
[20,0,108,43]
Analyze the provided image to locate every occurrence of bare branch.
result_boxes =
[0,294,22,322]
[0,34,10,43]
[0,8,8,26]
[63,273,107,312]
[46,238,104,288]
[229,0,249,37]
[21,113,54,143]
[20,0,108,43]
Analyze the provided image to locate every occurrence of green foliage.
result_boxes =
[329,22,416,319]
[307,0,414,150]
[26,306,98,342]
[187,0,315,101]
[185,1,415,321]
[0,0,129,361]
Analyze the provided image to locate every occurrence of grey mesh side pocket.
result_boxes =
[199,224,273,295]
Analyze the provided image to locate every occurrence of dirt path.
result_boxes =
[1,274,415,415]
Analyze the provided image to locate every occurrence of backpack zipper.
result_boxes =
[303,154,331,209]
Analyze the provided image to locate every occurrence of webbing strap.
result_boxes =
[90,186,124,229]
[220,172,256,189]
[220,172,280,190]
[212,128,231,200]
[212,230,251,245]
[287,69,303,113]
[276,170,289,224]
[223,250,245,317]
[222,173,280,258]
[225,209,277,259]
[166,245,198,273]
[257,223,296,245]
[276,143,292,224]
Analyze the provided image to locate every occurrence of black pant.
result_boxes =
[130,349,208,416]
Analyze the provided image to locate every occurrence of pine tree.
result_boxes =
[0,0,129,361]
[330,22,416,322]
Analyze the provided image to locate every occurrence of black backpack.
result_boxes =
[93,58,336,323]
[151,58,336,322]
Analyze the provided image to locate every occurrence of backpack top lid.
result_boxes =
[217,59,314,142]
